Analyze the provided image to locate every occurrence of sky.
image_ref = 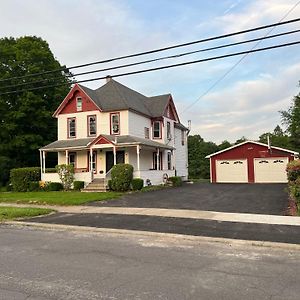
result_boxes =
[1,0,300,143]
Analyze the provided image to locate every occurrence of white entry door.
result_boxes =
[216,159,248,183]
[254,157,288,183]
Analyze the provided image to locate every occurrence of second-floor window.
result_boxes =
[88,115,97,136]
[144,127,149,139]
[111,113,120,135]
[76,97,82,111]
[181,130,185,145]
[68,118,76,138]
[153,121,161,139]
[167,121,171,140]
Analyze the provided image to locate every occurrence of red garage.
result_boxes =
[206,141,299,183]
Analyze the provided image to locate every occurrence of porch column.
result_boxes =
[39,150,43,177]
[65,150,68,164]
[89,148,93,181]
[156,148,160,170]
[113,146,117,165]
[136,146,140,171]
[42,151,46,173]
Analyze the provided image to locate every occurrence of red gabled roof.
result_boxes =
[53,84,101,117]
[205,141,299,158]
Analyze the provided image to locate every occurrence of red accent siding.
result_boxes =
[60,90,99,114]
[95,137,111,145]
[211,142,295,183]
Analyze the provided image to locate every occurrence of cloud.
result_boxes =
[185,62,300,143]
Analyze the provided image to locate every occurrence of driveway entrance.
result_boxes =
[89,183,289,216]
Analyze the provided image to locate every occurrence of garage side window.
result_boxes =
[220,161,230,165]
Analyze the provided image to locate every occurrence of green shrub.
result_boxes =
[131,178,144,191]
[107,179,112,190]
[28,181,40,192]
[286,160,300,182]
[110,164,133,192]
[73,181,84,191]
[45,168,57,173]
[168,176,182,187]
[10,167,40,192]
[46,182,64,191]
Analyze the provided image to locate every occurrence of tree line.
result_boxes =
[0,36,299,185]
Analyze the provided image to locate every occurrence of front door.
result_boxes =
[106,150,125,173]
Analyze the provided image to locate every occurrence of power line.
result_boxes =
[0,40,299,96]
[1,17,300,84]
[183,0,300,112]
[1,28,300,91]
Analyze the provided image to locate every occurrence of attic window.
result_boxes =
[76,97,82,111]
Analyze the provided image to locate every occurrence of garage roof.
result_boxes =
[205,141,299,158]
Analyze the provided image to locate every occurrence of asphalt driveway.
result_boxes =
[89,183,289,215]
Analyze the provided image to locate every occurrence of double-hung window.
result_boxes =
[144,127,150,139]
[110,113,120,135]
[181,130,185,145]
[153,121,161,139]
[76,97,82,111]
[167,152,172,170]
[68,152,76,167]
[167,121,171,140]
[68,118,76,138]
[88,115,97,136]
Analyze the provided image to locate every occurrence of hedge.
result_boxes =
[286,160,300,215]
[168,176,182,187]
[46,182,64,191]
[73,181,84,191]
[28,181,40,192]
[110,164,134,192]
[10,167,40,192]
[131,178,144,191]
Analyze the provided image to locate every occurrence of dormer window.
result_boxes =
[88,115,97,136]
[68,117,76,138]
[153,121,161,139]
[76,97,82,111]
[110,113,120,135]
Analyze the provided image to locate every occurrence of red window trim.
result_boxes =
[67,117,76,139]
[152,121,162,139]
[110,112,120,135]
[87,114,97,137]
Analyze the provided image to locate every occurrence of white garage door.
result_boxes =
[216,159,248,183]
[254,157,288,183]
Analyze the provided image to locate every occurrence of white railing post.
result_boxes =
[39,150,43,179]
[113,146,117,165]
[65,150,68,164]
[137,145,140,171]
[156,148,160,170]
[90,148,94,182]
[42,151,46,173]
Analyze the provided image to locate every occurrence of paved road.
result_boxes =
[1,225,300,300]
[27,212,300,244]
[89,183,288,215]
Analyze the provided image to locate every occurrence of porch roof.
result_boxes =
[40,137,95,151]
[101,135,174,150]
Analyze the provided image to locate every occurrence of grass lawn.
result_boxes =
[0,191,122,206]
[0,206,54,221]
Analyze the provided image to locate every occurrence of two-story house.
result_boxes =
[40,77,188,188]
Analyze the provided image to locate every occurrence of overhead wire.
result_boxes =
[1,17,300,83]
[0,39,299,96]
[1,28,299,91]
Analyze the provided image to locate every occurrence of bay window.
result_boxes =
[153,121,161,139]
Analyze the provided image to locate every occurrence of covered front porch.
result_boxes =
[40,135,175,187]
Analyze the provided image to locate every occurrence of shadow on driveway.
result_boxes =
[89,183,289,215]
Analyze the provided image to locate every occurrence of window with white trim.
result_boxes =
[88,115,97,136]
[76,97,82,111]
[153,121,161,138]
[68,118,76,138]
[111,113,120,135]
[167,121,171,140]
[144,127,150,139]
[167,152,172,170]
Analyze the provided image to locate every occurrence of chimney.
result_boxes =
[106,75,112,83]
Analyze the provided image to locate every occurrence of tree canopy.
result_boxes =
[0,36,71,185]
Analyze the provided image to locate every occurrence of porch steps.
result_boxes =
[82,178,108,192]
